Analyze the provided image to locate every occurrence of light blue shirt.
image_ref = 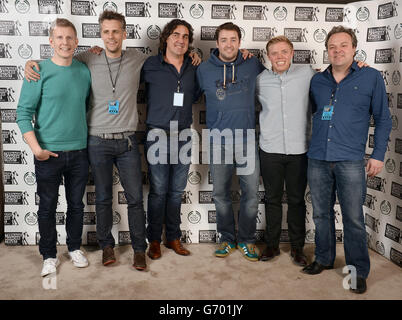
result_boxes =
[256,64,315,155]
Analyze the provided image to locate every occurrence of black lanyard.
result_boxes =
[105,51,124,95]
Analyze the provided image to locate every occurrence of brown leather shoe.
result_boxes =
[102,246,116,266]
[291,248,308,267]
[147,240,161,260]
[260,246,280,261]
[133,252,146,271]
[166,239,190,256]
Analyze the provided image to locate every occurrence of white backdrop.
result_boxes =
[1,0,401,268]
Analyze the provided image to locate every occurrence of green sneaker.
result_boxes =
[215,242,236,258]
[237,243,259,261]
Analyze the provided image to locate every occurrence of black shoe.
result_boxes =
[350,277,367,294]
[291,248,308,267]
[302,261,333,275]
[260,246,280,261]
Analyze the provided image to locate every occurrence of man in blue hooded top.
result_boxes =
[197,22,265,261]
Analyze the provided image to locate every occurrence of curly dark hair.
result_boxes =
[98,10,126,30]
[159,19,194,55]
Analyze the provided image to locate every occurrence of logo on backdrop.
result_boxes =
[211,4,236,20]
[253,27,277,42]
[355,49,367,62]
[313,29,327,43]
[385,223,400,243]
[189,4,204,19]
[187,211,201,224]
[325,7,343,22]
[199,230,216,243]
[356,6,370,21]
[273,6,287,21]
[200,26,217,41]
[15,0,30,13]
[397,206,402,222]
[1,109,17,122]
[38,0,63,14]
[199,191,213,204]
[24,212,38,226]
[146,25,161,40]
[398,94,402,109]
[243,5,268,20]
[367,26,391,42]
[82,23,100,38]
[385,159,396,174]
[4,212,19,225]
[378,2,398,19]
[126,24,142,39]
[391,181,402,200]
[18,44,33,59]
[293,50,312,64]
[4,150,28,164]
[0,43,12,58]
[392,70,401,86]
[188,171,201,185]
[390,248,402,267]
[2,129,17,144]
[0,20,23,36]
[375,48,395,63]
[380,200,392,216]
[295,7,319,21]
[126,2,152,17]
[395,138,402,154]
[71,0,97,16]
[103,1,117,12]
[23,172,36,185]
[29,21,50,36]
[394,24,402,39]
[158,3,184,18]
[284,28,308,42]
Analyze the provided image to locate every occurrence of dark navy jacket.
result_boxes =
[142,52,200,130]
[308,61,392,162]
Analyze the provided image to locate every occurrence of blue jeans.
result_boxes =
[145,130,191,242]
[307,158,370,279]
[210,143,260,243]
[88,135,147,253]
[35,149,89,260]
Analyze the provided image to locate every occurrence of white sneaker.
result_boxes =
[41,258,59,277]
[68,250,89,268]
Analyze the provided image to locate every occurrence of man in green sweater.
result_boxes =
[16,18,91,277]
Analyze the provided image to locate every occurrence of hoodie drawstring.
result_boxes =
[223,64,236,90]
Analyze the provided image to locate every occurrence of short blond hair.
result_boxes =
[49,18,77,37]
[266,36,293,54]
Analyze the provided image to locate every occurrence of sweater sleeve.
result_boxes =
[16,77,43,134]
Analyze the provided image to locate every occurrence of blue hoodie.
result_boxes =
[197,49,264,140]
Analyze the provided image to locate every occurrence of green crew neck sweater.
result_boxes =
[17,59,91,151]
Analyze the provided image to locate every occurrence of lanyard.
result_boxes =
[105,51,124,95]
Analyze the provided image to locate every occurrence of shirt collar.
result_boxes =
[325,60,359,76]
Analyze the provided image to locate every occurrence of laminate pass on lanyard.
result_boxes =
[321,90,335,121]
[173,80,184,107]
[105,52,124,114]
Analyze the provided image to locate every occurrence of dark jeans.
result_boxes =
[145,129,191,242]
[35,149,89,260]
[88,135,147,253]
[210,143,260,243]
[260,151,307,249]
[308,158,370,279]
